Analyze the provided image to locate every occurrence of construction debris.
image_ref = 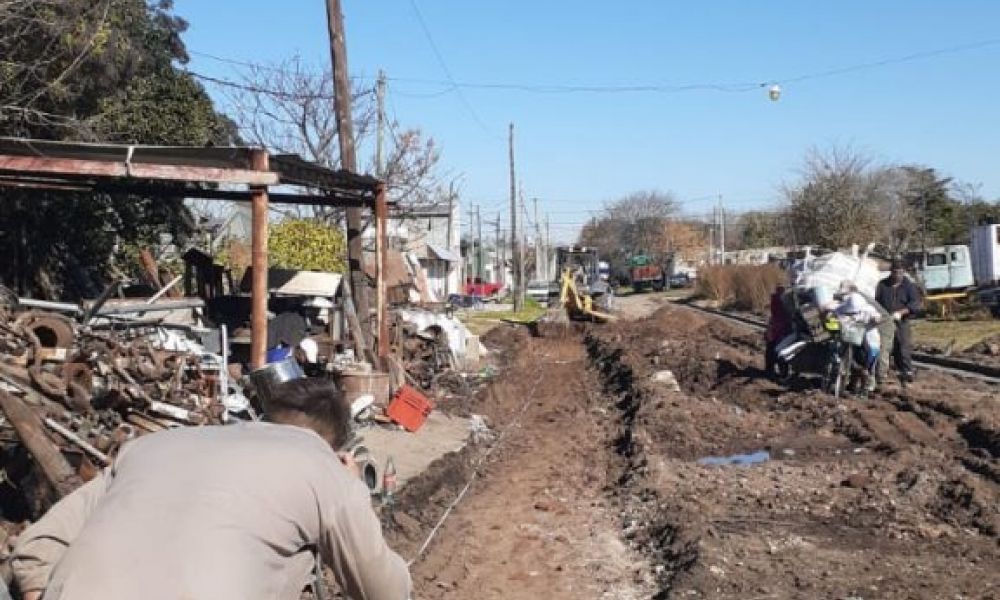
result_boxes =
[0,293,235,520]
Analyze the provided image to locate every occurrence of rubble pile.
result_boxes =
[0,298,229,519]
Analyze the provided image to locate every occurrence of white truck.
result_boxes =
[913,223,1000,317]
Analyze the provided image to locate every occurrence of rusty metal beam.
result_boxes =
[0,179,380,207]
[250,150,270,370]
[0,390,82,498]
[0,154,279,186]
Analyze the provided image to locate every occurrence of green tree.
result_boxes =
[0,0,237,298]
[739,211,783,248]
[269,219,347,273]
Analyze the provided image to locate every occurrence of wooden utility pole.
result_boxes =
[719,194,726,264]
[509,123,522,311]
[446,184,455,295]
[466,205,477,280]
[494,213,501,285]
[476,204,484,284]
[544,214,551,281]
[375,69,387,177]
[325,0,371,346]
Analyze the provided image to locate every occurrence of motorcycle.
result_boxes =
[820,314,872,398]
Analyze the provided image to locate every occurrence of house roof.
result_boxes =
[427,243,461,262]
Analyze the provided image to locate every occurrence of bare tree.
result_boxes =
[784,146,888,250]
[578,190,678,269]
[226,58,443,223]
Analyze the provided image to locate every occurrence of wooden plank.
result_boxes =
[0,390,83,497]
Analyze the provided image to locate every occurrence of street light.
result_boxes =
[768,84,782,101]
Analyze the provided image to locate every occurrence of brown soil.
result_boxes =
[381,302,1000,599]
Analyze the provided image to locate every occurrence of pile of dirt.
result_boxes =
[587,303,1000,598]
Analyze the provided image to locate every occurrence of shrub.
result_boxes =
[697,264,786,312]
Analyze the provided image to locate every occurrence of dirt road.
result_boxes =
[385,295,999,599]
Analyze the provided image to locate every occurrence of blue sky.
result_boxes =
[174,1,1000,241]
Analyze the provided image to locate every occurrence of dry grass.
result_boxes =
[696,264,786,312]
[913,319,1000,352]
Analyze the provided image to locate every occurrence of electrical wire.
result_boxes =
[406,0,494,135]
[189,36,1000,97]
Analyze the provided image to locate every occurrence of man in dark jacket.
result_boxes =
[875,260,922,381]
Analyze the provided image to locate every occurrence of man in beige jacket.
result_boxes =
[10,378,410,600]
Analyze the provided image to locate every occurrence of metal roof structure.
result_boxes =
[0,137,381,207]
[0,137,389,368]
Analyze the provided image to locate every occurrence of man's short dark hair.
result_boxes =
[265,378,351,450]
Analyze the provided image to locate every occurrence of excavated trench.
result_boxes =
[376,304,999,599]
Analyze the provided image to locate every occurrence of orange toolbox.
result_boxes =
[386,385,434,432]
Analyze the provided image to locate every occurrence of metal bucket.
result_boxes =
[249,357,304,405]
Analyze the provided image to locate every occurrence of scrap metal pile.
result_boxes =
[0,295,229,519]
[392,309,482,395]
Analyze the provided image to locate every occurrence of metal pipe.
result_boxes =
[15,298,82,315]
[250,149,270,369]
[147,400,197,424]
[147,275,183,304]
[81,280,121,323]
[95,298,204,316]
[43,418,110,466]
[219,324,229,409]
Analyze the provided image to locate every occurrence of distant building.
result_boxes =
[380,203,462,299]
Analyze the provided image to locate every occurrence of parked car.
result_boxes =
[668,273,693,288]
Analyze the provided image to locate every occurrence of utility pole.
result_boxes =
[446,183,455,295]
[533,197,542,281]
[509,123,522,311]
[375,69,387,177]
[324,0,371,334]
[719,194,726,265]
[493,212,501,285]
[545,214,551,281]
[467,205,476,280]
[476,204,484,284]
[709,209,716,266]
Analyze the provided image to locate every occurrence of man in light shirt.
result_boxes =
[11,378,411,600]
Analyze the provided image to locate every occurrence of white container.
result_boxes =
[970,224,1000,286]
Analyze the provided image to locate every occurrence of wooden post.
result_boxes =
[376,184,389,361]
[0,391,82,498]
[249,149,270,370]
[325,0,373,355]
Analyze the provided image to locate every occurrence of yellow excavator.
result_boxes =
[556,246,615,322]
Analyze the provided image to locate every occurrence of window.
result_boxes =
[950,251,963,265]
[926,253,947,266]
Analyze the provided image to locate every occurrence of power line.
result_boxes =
[777,37,1000,85]
[406,0,494,134]
[187,70,339,100]
[188,36,1000,98]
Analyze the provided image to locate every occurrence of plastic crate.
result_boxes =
[386,385,434,432]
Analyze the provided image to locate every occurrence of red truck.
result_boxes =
[463,278,503,298]
[629,255,665,292]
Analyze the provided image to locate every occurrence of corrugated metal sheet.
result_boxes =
[427,243,461,262]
